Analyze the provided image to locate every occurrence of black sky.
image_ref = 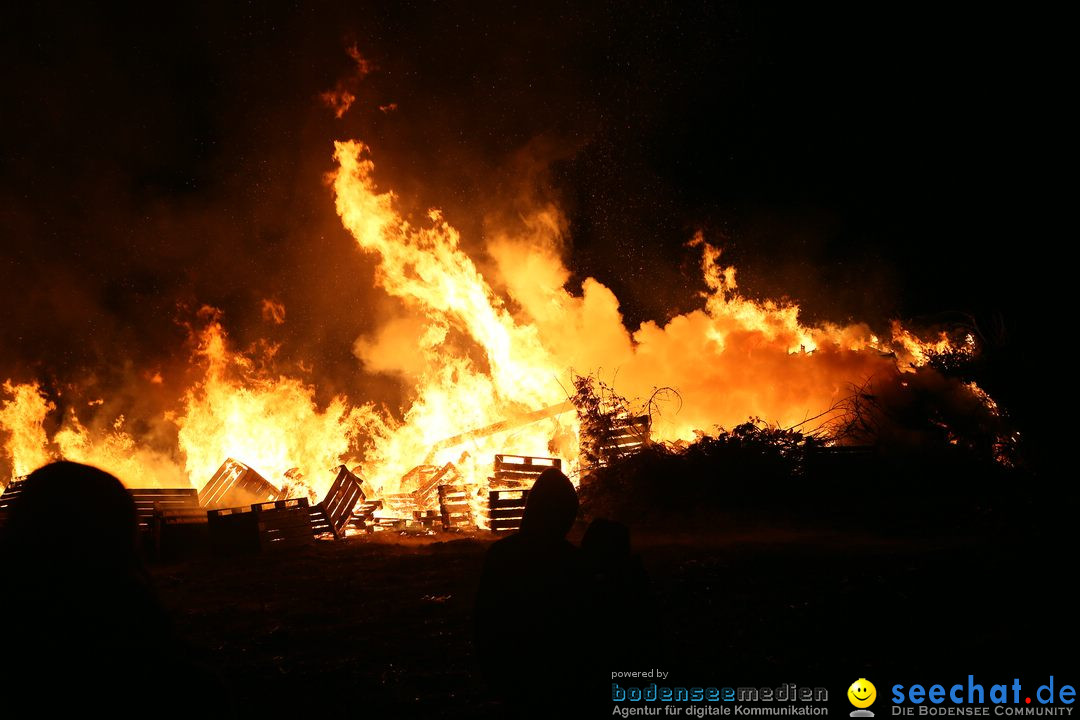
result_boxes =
[0,2,1065,422]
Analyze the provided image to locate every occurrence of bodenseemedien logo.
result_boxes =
[610,680,829,716]
[849,679,877,717]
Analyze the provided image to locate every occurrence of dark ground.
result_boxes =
[151,512,1074,719]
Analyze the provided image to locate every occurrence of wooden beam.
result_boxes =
[423,400,575,462]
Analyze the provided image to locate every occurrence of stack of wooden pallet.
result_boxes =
[483,454,562,533]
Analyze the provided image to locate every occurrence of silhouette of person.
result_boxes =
[0,461,230,718]
[474,468,591,716]
[581,517,658,667]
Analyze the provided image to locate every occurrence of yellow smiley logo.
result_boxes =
[848,679,877,708]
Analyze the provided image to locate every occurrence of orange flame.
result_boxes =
[330,141,970,493]
[171,311,369,498]
[53,411,188,489]
[332,140,574,492]
[0,381,53,480]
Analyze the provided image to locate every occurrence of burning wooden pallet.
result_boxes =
[400,465,437,502]
[490,454,561,488]
[372,517,408,532]
[381,492,420,519]
[414,509,442,530]
[369,516,430,533]
[0,476,27,525]
[349,465,376,498]
[308,465,366,539]
[199,458,282,510]
[438,484,475,531]
[0,474,25,494]
[483,454,562,533]
[488,489,530,533]
[350,499,382,532]
[410,462,460,507]
[363,462,469,533]
[600,415,651,463]
[208,497,314,553]
[368,494,420,533]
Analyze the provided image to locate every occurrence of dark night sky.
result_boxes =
[0,2,1066,426]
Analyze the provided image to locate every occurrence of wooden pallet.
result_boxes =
[199,458,282,510]
[490,454,561,488]
[438,484,475,530]
[414,509,442,529]
[1,480,203,531]
[488,489,531,533]
[0,474,25,494]
[129,488,201,529]
[208,497,313,553]
[372,517,408,532]
[369,515,435,534]
[349,466,376,498]
[401,464,438,498]
[411,462,460,506]
[151,507,210,559]
[310,465,365,539]
[382,493,420,518]
[1,479,205,543]
[256,498,315,549]
[153,507,208,528]
[0,476,27,526]
[599,415,651,462]
[350,500,383,532]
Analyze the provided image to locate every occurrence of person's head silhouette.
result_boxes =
[2,462,227,715]
[519,468,578,539]
[4,460,140,574]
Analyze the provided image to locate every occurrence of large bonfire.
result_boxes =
[1,137,977,502]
